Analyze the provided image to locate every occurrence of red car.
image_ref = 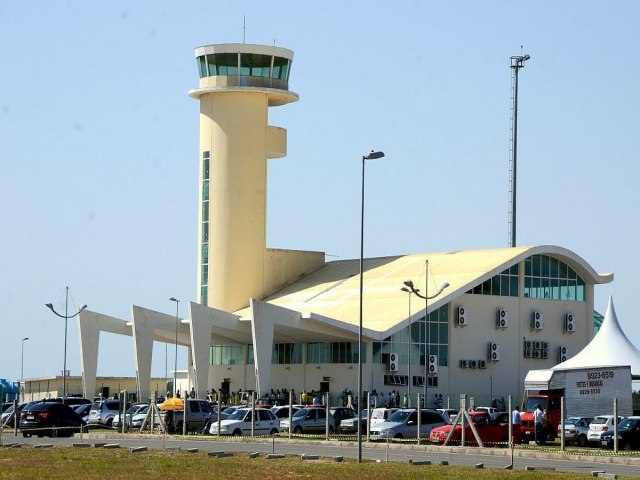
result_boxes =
[429,411,520,446]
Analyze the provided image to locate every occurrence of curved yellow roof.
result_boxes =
[237,245,612,337]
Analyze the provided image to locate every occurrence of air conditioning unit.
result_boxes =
[558,345,568,362]
[541,349,549,359]
[488,342,500,361]
[524,340,532,350]
[565,313,575,333]
[533,350,541,359]
[533,341,541,350]
[524,349,532,358]
[389,352,399,372]
[478,360,487,369]
[459,359,468,368]
[541,341,549,350]
[531,311,544,331]
[457,306,468,326]
[428,354,438,374]
[496,309,509,329]
[469,360,477,369]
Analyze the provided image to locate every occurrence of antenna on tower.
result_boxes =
[243,15,246,43]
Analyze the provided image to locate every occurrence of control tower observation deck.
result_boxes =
[189,43,324,313]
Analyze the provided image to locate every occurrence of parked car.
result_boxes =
[369,409,446,440]
[209,407,279,436]
[436,408,458,423]
[339,409,369,434]
[370,407,400,427]
[587,415,624,445]
[129,405,152,429]
[112,403,148,429]
[19,402,87,437]
[280,406,333,434]
[429,411,518,446]
[557,416,593,447]
[2,403,27,427]
[600,417,640,450]
[74,404,92,423]
[87,399,120,428]
[331,407,357,433]
[46,397,92,406]
[269,405,302,419]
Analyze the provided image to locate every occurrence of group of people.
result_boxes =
[511,404,545,444]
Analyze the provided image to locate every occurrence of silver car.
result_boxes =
[557,416,593,447]
[369,408,446,439]
[280,406,332,434]
[210,407,279,436]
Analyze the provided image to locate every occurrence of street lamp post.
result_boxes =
[21,337,29,401]
[509,53,530,248]
[169,297,180,397]
[358,150,385,463]
[46,287,87,404]
[403,260,449,408]
[400,286,419,405]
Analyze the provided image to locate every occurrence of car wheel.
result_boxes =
[233,429,242,436]
[51,426,58,438]
[394,433,403,439]
[22,432,31,438]
[269,428,278,435]
[293,426,303,434]
[622,442,632,451]
[577,435,587,447]
[105,418,113,428]
[329,425,335,434]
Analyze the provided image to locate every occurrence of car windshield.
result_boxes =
[525,398,547,413]
[226,410,249,421]
[386,410,411,423]
[293,409,309,418]
[618,418,639,430]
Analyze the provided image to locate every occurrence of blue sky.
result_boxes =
[1,1,638,383]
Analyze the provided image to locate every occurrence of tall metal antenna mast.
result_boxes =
[508,52,530,247]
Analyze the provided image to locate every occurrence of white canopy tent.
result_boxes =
[552,297,640,379]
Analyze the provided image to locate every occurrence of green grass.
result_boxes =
[0,446,603,479]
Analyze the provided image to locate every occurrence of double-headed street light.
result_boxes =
[400,286,419,404]
[46,287,87,404]
[358,149,385,463]
[403,260,449,406]
[169,297,180,397]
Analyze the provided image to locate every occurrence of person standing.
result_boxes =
[533,404,544,444]
[512,405,521,444]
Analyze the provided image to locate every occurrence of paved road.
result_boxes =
[3,431,639,478]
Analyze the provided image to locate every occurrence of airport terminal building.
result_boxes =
[75,43,612,407]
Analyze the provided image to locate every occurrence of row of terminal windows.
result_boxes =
[210,342,361,366]
[197,53,291,81]
[466,255,585,302]
[200,151,210,305]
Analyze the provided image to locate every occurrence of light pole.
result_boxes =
[169,297,180,397]
[400,286,418,404]
[509,53,530,247]
[358,149,384,463]
[403,260,449,407]
[46,287,87,404]
[21,337,29,401]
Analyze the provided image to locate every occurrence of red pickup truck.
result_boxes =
[429,411,520,446]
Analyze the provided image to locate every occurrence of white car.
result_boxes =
[112,403,147,429]
[587,415,624,444]
[369,409,446,440]
[209,407,279,436]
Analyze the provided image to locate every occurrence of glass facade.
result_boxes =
[197,53,291,81]
[524,255,585,301]
[306,342,361,364]
[247,343,303,364]
[210,345,243,366]
[200,151,210,305]
[467,265,519,297]
[373,304,449,367]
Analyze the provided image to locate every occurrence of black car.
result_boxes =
[600,417,640,450]
[19,402,87,437]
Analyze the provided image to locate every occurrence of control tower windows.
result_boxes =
[240,53,271,77]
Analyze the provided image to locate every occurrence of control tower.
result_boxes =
[189,44,324,312]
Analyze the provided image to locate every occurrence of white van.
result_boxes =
[370,408,399,427]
